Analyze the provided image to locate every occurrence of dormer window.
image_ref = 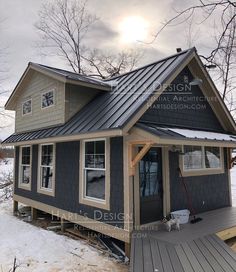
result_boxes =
[41,90,54,109]
[22,99,32,115]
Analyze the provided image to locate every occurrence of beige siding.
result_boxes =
[65,84,99,121]
[15,71,65,133]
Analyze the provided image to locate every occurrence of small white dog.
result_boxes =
[162,217,180,232]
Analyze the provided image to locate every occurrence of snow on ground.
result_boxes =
[0,160,127,272]
[0,200,127,272]
[0,158,14,180]
[1,159,236,271]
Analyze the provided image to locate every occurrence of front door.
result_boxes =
[139,147,163,225]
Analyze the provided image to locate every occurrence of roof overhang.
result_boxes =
[5,62,111,110]
[132,123,236,148]
[1,128,123,146]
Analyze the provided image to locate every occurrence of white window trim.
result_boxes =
[79,138,110,210]
[18,145,32,191]
[180,146,224,177]
[37,143,56,196]
[22,99,32,116]
[41,89,55,110]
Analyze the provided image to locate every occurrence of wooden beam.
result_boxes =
[31,207,37,220]
[216,226,236,241]
[61,218,66,232]
[131,143,153,168]
[129,142,153,176]
[13,200,18,215]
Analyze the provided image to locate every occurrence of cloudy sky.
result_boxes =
[0,0,220,140]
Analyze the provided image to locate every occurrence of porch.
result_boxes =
[130,206,236,272]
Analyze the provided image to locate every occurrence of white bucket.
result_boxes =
[171,209,190,224]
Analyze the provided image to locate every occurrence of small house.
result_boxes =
[3,47,236,255]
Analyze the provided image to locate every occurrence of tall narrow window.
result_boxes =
[19,146,31,188]
[39,144,54,191]
[41,90,54,108]
[84,140,106,200]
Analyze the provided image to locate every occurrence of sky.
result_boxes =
[0,0,221,140]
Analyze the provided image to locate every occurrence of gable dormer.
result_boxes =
[5,63,111,133]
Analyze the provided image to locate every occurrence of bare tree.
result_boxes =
[84,49,143,79]
[35,0,142,78]
[35,0,98,74]
[151,0,236,111]
[0,17,12,128]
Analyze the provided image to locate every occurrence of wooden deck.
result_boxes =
[130,207,236,272]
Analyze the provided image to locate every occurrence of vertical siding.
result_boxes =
[169,149,230,213]
[15,71,65,133]
[140,67,224,132]
[14,137,124,228]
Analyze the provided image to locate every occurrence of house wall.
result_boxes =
[15,71,65,133]
[14,137,124,228]
[169,149,230,213]
[65,83,99,121]
[140,67,224,132]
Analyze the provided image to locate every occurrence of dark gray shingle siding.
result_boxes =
[14,137,124,228]
[169,149,230,213]
[140,67,224,132]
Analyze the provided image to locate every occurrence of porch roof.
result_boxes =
[136,122,236,146]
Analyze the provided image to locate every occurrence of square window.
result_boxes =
[184,146,203,170]
[42,91,54,108]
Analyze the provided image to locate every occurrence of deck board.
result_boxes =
[149,239,164,272]
[131,207,236,272]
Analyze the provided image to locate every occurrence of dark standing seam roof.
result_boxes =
[3,48,196,144]
[135,122,236,142]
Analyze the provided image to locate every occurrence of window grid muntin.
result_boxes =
[39,144,54,190]
[83,140,106,201]
[19,146,31,185]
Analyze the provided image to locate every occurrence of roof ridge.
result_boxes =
[105,47,196,81]
[29,62,106,83]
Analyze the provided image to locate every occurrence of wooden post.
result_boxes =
[125,242,130,258]
[61,218,66,232]
[31,207,37,220]
[13,200,18,215]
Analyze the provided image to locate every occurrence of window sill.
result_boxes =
[37,188,55,197]
[79,196,110,210]
[180,168,225,177]
[18,183,31,191]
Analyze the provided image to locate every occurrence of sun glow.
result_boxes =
[119,16,149,43]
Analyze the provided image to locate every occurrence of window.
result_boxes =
[22,99,32,115]
[41,90,54,108]
[183,145,223,173]
[38,144,55,195]
[84,140,106,200]
[19,146,31,189]
[183,146,203,170]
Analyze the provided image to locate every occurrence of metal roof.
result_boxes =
[136,122,236,143]
[3,48,196,144]
[30,62,112,88]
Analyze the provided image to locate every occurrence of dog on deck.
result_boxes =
[162,217,180,232]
